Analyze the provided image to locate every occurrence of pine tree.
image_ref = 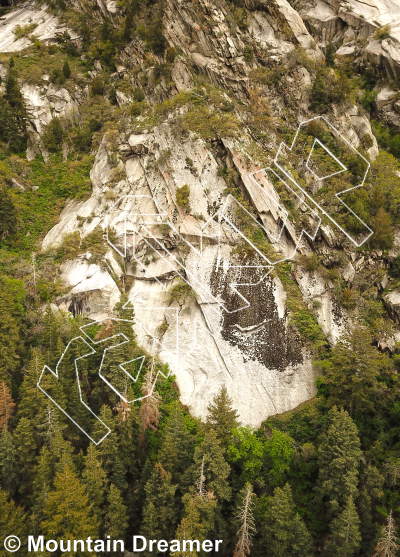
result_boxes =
[369,207,394,250]
[192,429,231,502]
[292,513,314,557]
[62,60,71,78]
[234,483,256,557]
[317,329,385,416]
[358,465,385,551]
[262,483,313,557]
[32,445,54,521]
[0,428,16,495]
[174,492,217,557]
[110,455,128,493]
[206,386,239,447]
[1,59,28,152]
[18,349,48,431]
[114,389,140,479]
[5,60,27,117]
[327,496,361,557]
[42,464,99,542]
[159,402,194,488]
[141,463,178,545]
[42,118,64,153]
[309,69,329,113]
[104,483,128,539]
[50,430,76,476]
[0,283,20,385]
[37,403,64,445]
[13,417,36,495]
[82,444,108,511]
[316,407,362,519]
[373,512,399,557]
[0,98,22,153]
[0,382,15,430]
[42,304,59,364]
[0,488,26,557]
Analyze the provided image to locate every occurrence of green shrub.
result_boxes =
[233,7,248,30]
[72,126,93,152]
[374,24,391,42]
[291,309,326,348]
[41,118,63,152]
[145,18,165,54]
[390,255,400,278]
[56,231,81,261]
[362,134,374,149]
[341,286,357,309]
[50,68,66,85]
[167,280,194,305]
[325,43,336,67]
[360,89,377,111]
[129,101,143,116]
[109,87,118,105]
[243,46,254,63]
[0,187,17,240]
[389,135,400,158]
[89,40,115,67]
[62,61,71,79]
[310,69,353,112]
[104,189,117,200]
[368,207,394,250]
[370,152,400,219]
[331,72,353,104]
[13,23,38,40]
[166,47,177,64]
[91,76,104,96]
[176,184,191,211]
[183,105,239,140]
[132,87,145,102]
[304,253,320,273]
[309,69,329,113]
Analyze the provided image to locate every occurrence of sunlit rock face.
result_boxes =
[0,4,77,52]
[0,0,385,425]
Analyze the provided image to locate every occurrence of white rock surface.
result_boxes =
[41,124,332,426]
[0,3,77,52]
[293,265,351,344]
[384,290,400,325]
[58,258,121,321]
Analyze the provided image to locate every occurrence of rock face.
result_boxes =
[40,124,362,426]
[0,3,77,52]
[58,257,121,321]
[384,290,400,325]
[300,0,400,79]
[2,0,396,425]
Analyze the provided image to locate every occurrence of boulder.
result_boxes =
[128,134,151,155]
[303,0,344,42]
[375,87,400,128]
[384,290,400,325]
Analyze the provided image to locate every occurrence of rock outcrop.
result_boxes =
[0,2,77,52]
[2,0,399,426]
